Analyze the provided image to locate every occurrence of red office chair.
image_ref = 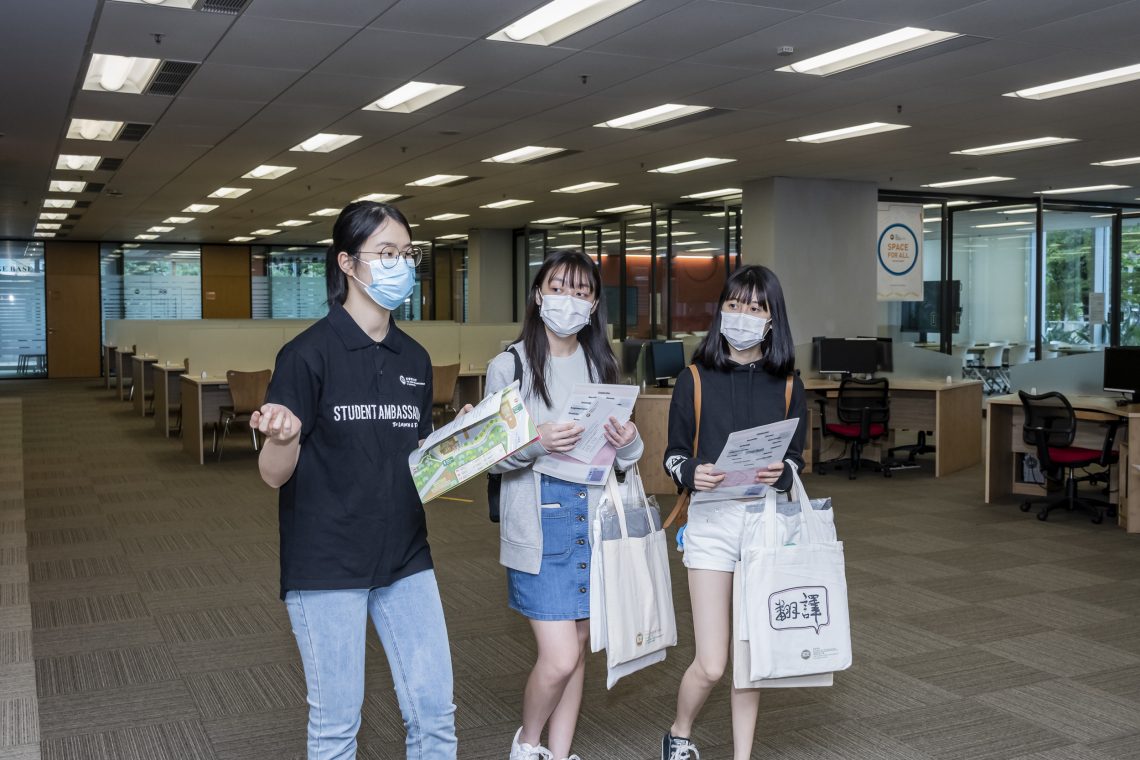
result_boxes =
[1017,390,1120,524]
[817,377,891,480]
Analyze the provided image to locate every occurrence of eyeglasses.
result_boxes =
[355,245,424,268]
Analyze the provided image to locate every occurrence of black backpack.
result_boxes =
[487,347,523,523]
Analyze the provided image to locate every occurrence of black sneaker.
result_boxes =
[662,732,700,760]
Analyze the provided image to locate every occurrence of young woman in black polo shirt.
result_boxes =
[251,201,457,760]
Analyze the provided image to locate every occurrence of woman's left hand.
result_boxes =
[755,460,784,485]
[604,417,637,449]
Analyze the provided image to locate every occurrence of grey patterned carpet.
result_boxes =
[3,379,1140,759]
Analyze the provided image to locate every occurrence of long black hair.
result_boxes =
[692,264,795,376]
[518,250,618,408]
[325,201,414,305]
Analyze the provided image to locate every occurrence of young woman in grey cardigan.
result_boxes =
[485,251,644,760]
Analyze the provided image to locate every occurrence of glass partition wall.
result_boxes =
[0,241,46,378]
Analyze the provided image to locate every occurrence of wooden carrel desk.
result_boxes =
[130,355,158,416]
[985,393,1138,532]
[152,363,186,437]
[180,374,231,465]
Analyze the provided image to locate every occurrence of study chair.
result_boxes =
[213,369,272,461]
[431,363,461,422]
[1017,390,1120,524]
[978,344,1009,395]
[816,377,891,480]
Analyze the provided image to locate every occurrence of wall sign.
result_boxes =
[876,204,923,301]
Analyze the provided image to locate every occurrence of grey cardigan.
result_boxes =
[486,341,645,574]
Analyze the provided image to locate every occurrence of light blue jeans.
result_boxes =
[284,569,457,760]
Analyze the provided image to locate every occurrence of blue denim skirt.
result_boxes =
[507,475,591,621]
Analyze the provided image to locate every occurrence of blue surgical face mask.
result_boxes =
[351,256,415,311]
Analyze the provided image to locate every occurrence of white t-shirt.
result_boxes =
[535,344,590,425]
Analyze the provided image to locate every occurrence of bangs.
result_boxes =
[726,280,767,310]
[545,260,596,293]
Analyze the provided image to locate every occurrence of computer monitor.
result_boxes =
[817,338,879,376]
[647,339,685,387]
[856,336,894,373]
[1103,347,1140,398]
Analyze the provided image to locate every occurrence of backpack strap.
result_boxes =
[664,364,701,529]
[508,346,523,386]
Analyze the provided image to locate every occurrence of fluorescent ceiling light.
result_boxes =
[922,216,941,223]
[242,165,295,180]
[658,231,696,237]
[230,236,255,242]
[290,133,361,153]
[67,119,123,141]
[438,234,467,240]
[56,154,100,171]
[39,212,67,220]
[597,204,650,213]
[49,180,86,193]
[407,175,468,187]
[681,188,741,200]
[489,0,644,46]
[426,213,469,221]
[112,0,198,7]
[148,226,174,232]
[1005,62,1140,100]
[921,176,1015,188]
[675,239,711,246]
[972,221,1026,229]
[33,231,56,238]
[363,81,464,113]
[595,103,710,129]
[251,229,281,236]
[183,204,218,213]
[922,201,973,208]
[82,54,161,94]
[683,248,720,253]
[789,122,909,143]
[996,208,1039,215]
[278,220,312,227]
[355,193,402,202]
[483,146,566,164]
[164,217,193,224]
[43,199,76,209]
[317,238,334,245]
[310,208,340,217]
[481,199,533,209]
[1035,184,1130,195]
[36,223,61,230]
[776,27,960,76]
[1092,156,1140,167]
[532,216,576,224]
[553,181,617,193]
[208,187,250,199]
[952,137,1077,155]
[649,157,735,174]
[135,234,158,240]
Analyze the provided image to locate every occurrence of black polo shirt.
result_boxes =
[265,302,434,599]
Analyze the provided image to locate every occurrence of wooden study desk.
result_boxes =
[985,393,1138,532]
[180,374,231,465]
[130,355,158,416]
[804,377,983,477]
[152,363,186,437]
[114,348,134,401]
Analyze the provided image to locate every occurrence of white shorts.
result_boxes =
[681,500,764,573]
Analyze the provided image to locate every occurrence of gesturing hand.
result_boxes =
[538,421,584,453]
[603,416,637,449]
[692,462,725,492]
[250,403,301,444]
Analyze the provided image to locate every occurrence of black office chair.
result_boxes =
[817,377,891,479]
[887,430,935,472]
[1017,390,1120,524]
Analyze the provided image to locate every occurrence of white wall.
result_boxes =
[742,177,879,341]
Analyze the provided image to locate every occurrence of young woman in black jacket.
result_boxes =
[660,265,808,760]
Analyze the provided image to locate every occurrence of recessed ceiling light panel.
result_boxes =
[183,204,218,213]
[489,0,645,46]
[595,103,710,129]
[82,54,162,94]
[1005,62,1140,99]
[776,27,961,76]
[553,181,617,193]
[289,133,361,153]
[407,175,468,187]
[681,188,742,199]
[56,154,101,171]
[951,137,1077,155]
[425,213,469,221]
[920,176,1015,188]
[789,122,909,143]
[1035,184,1129,195]
[208,187,250,199]
[241,165,295,180]
[67,119,123,141]
[649,158,735,174]
[49,180,87,193]
[481,199,533,209]
[483,146,566,163]
[363,82,464,113]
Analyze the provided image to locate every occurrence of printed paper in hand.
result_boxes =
[690,418,799,504]
[408,381,538,503]
[533,383,638,485]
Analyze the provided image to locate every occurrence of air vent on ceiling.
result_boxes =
[119,123,151,142]
[86,183,105,194]
[75,201,92,209]
[199,0,248,14]
[98,157,123,172]
[146,61,197,96]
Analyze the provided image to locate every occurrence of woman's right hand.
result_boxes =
[692,462,725,492]
[537,421,584,453]
[251,403,301,444]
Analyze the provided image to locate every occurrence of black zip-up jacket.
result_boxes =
[664,360,808,493]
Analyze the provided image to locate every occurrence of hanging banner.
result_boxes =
[876,203,923,301]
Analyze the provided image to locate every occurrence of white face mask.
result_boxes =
[720,311,769,351]
[539,293,593,337]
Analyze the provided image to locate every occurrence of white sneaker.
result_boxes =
[511,727,554,760]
